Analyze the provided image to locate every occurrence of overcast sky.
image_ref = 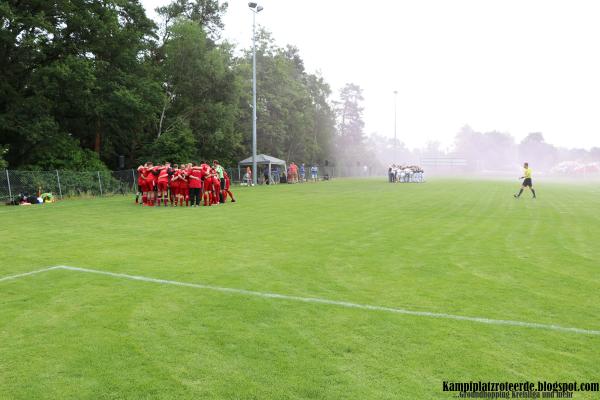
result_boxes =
[141,0,600,150]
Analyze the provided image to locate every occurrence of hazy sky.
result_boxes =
[141,0,600,150]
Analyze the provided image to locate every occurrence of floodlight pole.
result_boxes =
[250,4,263,186]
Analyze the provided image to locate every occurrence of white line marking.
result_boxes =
[56,266,600,336]
[2,266,599,336]
[0,266,60,283]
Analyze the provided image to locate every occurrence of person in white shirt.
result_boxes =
[310,165,318,181]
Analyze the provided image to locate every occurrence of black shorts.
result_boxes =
[523,178,532,187]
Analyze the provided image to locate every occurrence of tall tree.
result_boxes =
[161,20,243,165]
[336,83,365,147]
[519,132,557,171]
[0,0,162,168]
[155,0,228,44]
[0,1,339,170]
[303,73,336,163]
[234,30,337,164]
[334,83,370,167]
[453,126,517,170]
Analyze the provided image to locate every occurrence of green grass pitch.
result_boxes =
[1,179,599,399]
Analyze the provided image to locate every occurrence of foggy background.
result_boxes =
[141,0,600,177]
[368,127,600,177]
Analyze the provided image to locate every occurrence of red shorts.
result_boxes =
[170,184,179,196]
[157,181,168,191]
[142,180,155,192]
[180,186,189,197]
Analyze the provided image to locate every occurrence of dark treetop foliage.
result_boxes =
[1,0,342,170]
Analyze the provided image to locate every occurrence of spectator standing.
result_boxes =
[246,166,253,186]
[311,165,318,181]
[300,163,306,182]
[293,163,299,183]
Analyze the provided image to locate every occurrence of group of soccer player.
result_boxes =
[388,164,425,183]
[136,160,236,207]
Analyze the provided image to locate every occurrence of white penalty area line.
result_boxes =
[0,266,61,283]
[1,265,599,337]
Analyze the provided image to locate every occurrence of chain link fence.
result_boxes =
[1,169,139,202]
[2,167,242,202]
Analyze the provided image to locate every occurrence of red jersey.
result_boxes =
[209,169,220,189]
[188,169,202,189]
[137,167,145,185]
[157,167,169,183]
[200,164,210,179]
[170,170,181,187]
[179,170,189,189]
[144,167,157,181]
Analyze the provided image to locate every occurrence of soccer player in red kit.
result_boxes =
[157,162,171,207]
[179,165,190,207]
[147,165,162,206]
[141,162,156,206]
[169,164,179,206]
[202,164,213,206]
[210,167,221,205]
[199,161,210,201]
[177,165,186,206]
[136,165,145,205]
[223,171,236,202]
[188,163,203,207]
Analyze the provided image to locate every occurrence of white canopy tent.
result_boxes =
[238,154,287,184]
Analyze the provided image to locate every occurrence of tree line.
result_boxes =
[1,0,369,171]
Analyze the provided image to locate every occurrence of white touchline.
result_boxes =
[0,266,60,283]
[1,265,599,336]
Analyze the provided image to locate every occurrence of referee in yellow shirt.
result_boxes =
[514,162,537,199]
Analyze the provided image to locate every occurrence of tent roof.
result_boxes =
[238,154,286,166]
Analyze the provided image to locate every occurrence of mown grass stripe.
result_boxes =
[3,265,598,336]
